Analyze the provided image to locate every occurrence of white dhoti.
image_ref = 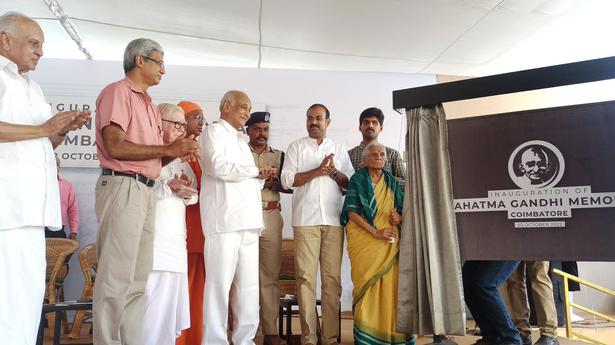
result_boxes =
[202,230,260,345]
[0,227,46,345]
[143,271,190,345]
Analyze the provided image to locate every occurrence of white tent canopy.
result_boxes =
[3,0,615,76]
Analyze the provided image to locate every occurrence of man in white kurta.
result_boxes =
[0,12,90,345]
[142,104,199,345]
[280,104,354,345]
[200,90,275,345]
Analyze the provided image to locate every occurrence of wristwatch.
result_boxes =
[329,170,338,179]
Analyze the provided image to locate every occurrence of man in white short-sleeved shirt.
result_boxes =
[280,103,354,345]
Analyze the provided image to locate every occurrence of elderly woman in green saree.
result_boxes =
[341,141,413,345]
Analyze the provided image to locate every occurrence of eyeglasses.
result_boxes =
[162,119,187,132]
[188,114,209,126]
[141,55,165,68]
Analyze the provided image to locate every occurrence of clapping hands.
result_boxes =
[167,171,197,199]
[258,165,277,179]
[45,110,92,136]
[319,153,336,175]
[168,133,200,162]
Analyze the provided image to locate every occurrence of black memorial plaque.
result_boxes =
[448,101,615,261]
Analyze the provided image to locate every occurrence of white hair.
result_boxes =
[219,90,246,112]
[362,141,387,161]
[158,103,183,120]
[0,11,31,35]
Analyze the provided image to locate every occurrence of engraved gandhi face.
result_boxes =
[508,140,564,190]
[519,148,550,184]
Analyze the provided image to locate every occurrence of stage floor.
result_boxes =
[46,313,607,345]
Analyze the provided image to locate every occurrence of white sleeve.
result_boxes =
[181,161,198,190]
[152,178,173,200]
[201,125,259,182]
[337,143,355,178]
[183,194,198,206]
[180,162,199,206]
[281,141,298,190]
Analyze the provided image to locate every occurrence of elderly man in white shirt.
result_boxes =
[280,103,354,345]
[200,90,276,345]
[0,12,90,345]
[142,103,198,345]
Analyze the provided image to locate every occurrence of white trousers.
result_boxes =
[143,271,190,345]
[0,227,46,345]
[202,230,260,345]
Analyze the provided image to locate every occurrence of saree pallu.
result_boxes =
[346,175,413,345]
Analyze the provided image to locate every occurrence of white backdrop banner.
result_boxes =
[50,96,264,168]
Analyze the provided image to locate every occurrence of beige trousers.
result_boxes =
[293,226,343,345]
[506,261,558,338]
[93,175,155,345]
[259,209,284,335]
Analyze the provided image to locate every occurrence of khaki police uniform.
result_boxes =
[251,145,285,335]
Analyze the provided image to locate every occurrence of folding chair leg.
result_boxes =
[286,305,292,338]
[279,305,284,338]
[337,303,341,343]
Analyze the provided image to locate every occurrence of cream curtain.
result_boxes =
[396,104,466,336]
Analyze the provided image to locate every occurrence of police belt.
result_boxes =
[101,168,156,187]
[262,201,281,211]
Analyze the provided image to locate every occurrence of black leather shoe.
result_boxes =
[534,335,559,345]
[521,334,532,345]
[429,335,458,345]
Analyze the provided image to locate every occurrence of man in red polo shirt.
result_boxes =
[93,38,199,345]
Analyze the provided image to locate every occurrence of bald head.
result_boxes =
[0,12,29,34]
[0,12,44,73]
[219,90,252,129]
